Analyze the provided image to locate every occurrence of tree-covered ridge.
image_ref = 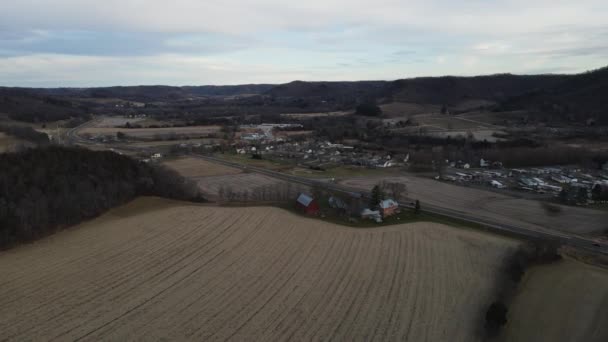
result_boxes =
[0,146,203,248]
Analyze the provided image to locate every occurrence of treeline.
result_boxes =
[0,146,203,249]
[484,242,562,339]
[0,124,50,145]
[0,89,88,122]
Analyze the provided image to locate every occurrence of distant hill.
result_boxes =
[3,67,606,122]
[499,67,608,123]
[0,88,87,122]
[266,80,388,100]
[389,74,569,105]
[30,84,276,101]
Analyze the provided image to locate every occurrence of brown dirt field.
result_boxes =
[504,259,608,342]
[164,157,242,178]
[280,111,351,119]
[93,116,146,127]
[0,133,31,153]
[0,197,518,341]
[128,138,223,148]
[0,132,17,152]
[339,176,608,235]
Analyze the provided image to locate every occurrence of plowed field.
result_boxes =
[0,198,517,341]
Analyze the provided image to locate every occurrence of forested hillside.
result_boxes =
[500,66,608,123]
[0,147,203,248]
[0,124,50,145]
[389,73,568,105]
[0,88,88,122]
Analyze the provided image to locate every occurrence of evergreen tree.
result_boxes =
[370,185,383,208]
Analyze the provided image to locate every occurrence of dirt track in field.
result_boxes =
[339,176,608,235]
[0,197,517,341]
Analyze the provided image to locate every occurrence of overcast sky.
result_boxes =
[1,0,607,87]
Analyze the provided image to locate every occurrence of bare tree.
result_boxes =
[432,146,447,178]
[380,181,408,202]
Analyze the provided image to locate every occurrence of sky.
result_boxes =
[1,0,607,87]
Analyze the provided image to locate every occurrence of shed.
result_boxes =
[296,193,320,215]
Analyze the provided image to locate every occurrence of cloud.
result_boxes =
[0,0,607,85]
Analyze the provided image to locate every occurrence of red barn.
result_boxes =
[379,199,399,217]
[296,193,320,215]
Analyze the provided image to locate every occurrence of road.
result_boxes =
[190,154,608,256]
[64,119,607,256]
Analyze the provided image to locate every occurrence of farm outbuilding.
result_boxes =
[361,208,382,222]
[296,193,320,215]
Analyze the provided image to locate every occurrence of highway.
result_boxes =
[190,153,608,256]
[63,119,607,256]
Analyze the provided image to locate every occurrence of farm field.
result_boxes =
[79,125,221,139]
[504,259,608,342]
[0,197,518,341]
[164,156,242,178]
[92,116,146,127]
[128,138,223,148]
[387,113,506,141]
[195,173,289,199]
[280,111,351,119]
[339,176,608,235]
[0,132,18,152]
[380,102,439,117]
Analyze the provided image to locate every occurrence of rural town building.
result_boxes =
[296,193,320,215]
[379,199,399,217]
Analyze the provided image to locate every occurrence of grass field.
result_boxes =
[0,197,518,341]
[340,176,608,235]
[380,102,440,117]
[217,153,294,171]
[164,156,242,178]
[196,173,288,199]
[80,125,221,139]
[504,259,608,342]
[292,165,403,178]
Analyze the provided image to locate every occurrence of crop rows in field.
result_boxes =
[0,198,517,341]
